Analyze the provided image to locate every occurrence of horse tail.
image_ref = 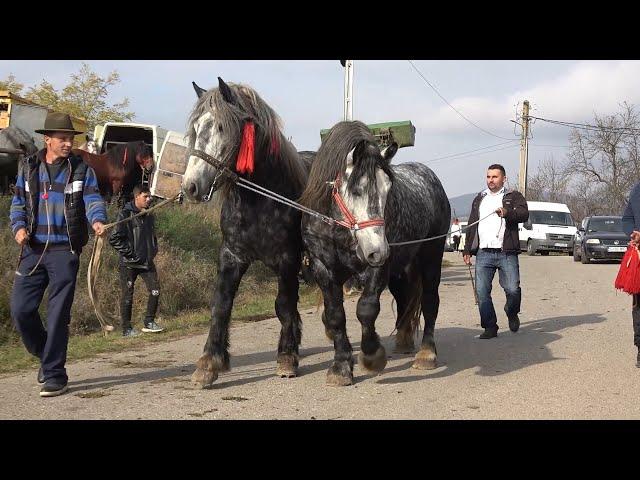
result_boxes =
[394,267,423,337]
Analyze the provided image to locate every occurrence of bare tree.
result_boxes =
[526,154,571,203]
[566,102,640,214]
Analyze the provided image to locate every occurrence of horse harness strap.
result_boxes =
[331,175,385,232]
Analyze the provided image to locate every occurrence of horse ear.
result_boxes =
[381,142,398,164]
[192,81,207,98]
[346,139,368,168]
[218,77,236,104]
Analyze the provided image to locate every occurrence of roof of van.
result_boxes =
[526,201,571,213]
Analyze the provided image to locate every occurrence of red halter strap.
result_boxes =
[332,175,385,231]
[122,147,128,167]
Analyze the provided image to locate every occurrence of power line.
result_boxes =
[529,115,640,135]
[424,140,519,162]
[425,142,520,164]
[407,60,515,141]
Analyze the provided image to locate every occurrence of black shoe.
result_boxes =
[37,367,45,384]
[508,314,520,332]
[39,380,68,397]
[479,328,498,339]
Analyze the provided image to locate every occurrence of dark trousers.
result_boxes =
[632,294,640,348]
[452,235,461,251]
[11,247,80,384]
[474,249,522,331]
[118,264,160,331]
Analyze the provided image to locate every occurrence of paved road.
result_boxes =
[1,252,639,419]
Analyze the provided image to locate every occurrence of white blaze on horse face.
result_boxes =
[183,111,225,200]
[342,152,392,267]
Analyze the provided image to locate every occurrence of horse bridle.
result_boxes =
[330,174,385,231]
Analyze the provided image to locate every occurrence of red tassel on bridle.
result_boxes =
[236,121,255,174]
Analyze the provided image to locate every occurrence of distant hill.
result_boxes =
[448,192,477,220]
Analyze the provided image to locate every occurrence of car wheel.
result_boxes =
[573,245,581,262]
[540,251,550,256]
[527,240,536,256]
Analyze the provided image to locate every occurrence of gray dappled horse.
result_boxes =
[182,77,315,388]
[299,121,451,386]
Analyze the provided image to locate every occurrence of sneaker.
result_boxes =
[479,327,498,339]
[39,381,68,397]
[122,327,140,337]
[508,314,520,332]
[142,321,164,333]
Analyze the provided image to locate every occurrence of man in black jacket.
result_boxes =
[463,164,529,339]
[622,181,640,367]
[109,184,163,336]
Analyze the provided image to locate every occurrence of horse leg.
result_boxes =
[389,272,416,354]
[322,282,354,386]
[356,267,389,374]
[413,244,444,370]
[191,246,249,388]
[274,261,303,378]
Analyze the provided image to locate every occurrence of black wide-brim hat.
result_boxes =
[35,112,84,135]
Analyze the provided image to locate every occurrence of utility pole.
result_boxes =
[343,60,354,121]
[518,100,530,197]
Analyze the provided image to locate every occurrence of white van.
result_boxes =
[519,201,576,256]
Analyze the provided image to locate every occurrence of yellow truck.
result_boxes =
[0,90,87,148]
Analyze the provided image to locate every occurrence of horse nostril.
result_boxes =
[187,182,198,197]
[367,252,381,264]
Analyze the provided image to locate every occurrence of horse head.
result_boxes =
[339,139,397,267]
[182,77,283,202]
[300,121,398,268]
[132,141,154,174]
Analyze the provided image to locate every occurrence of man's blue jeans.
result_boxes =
[474,249,521,331]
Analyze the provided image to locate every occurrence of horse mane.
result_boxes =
[0,126,38,154]
[187,82,307,198]
[299,120,392,215]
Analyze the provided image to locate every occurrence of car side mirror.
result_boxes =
[523,221,532,230]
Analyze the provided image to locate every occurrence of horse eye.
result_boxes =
[217,124,223,133]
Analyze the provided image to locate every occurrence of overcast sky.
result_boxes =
[2,60,638,198]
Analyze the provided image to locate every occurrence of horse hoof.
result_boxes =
[326,362,353,386]
[412,349,437,370]
[191,367,218,388]
[358,346,387,373]
[276,354,299,378]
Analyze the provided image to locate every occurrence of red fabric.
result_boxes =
[615,245,640,294]
[236,121,255,174]
[122,147,128,166]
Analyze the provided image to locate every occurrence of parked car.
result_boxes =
[573,215,628,264]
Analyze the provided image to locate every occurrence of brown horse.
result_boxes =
[72,141,154,203]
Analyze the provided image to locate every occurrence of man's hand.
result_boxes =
[463,254,472,266]
[92,222,106,237]
[15,228,29,246]
[495,207,507,218]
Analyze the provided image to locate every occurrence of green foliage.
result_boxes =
[0,73,24,95]
[24,62,135,131]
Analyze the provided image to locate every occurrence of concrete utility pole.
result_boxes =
[343,60,354,121]
[518,100,530,197]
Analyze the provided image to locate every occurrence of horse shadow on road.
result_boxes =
[375,312,607,384]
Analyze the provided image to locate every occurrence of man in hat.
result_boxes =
[9,112,107,397]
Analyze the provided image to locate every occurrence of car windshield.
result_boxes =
[587,218,623,233]
[530,211,573,226]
